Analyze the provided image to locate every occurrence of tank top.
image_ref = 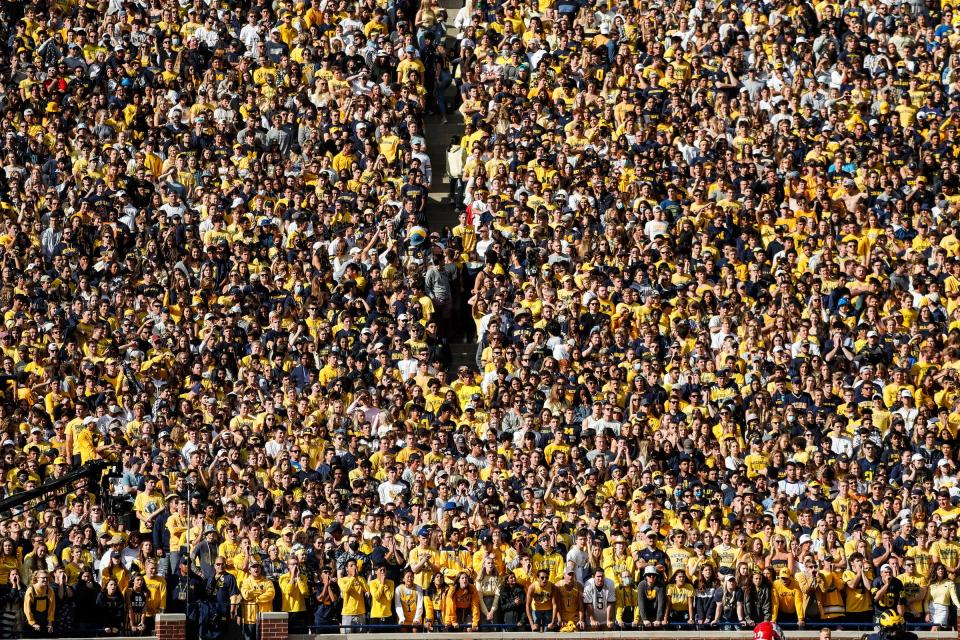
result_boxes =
[556,584,581,619]
[531,583,553,610]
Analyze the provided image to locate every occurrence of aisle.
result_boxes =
[422,8,476,369]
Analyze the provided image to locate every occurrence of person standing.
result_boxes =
[394,569,424,629]
[0,570,26,638]
[554,567,584,630]
[203,556,239,640]
[142,560,166,635]
[339,558,368,633]
[368,565,396,629]
[166,556,203,637]
[445,571,481,631]
[239,560,275,640]
[313,567,341,633]
[126,574,152,635]
[526,569,555,631]
[497,571,526,629]
[638,567,667,628]
[23,571,55,638]
[279,555,309,633]
[425,256,453,337]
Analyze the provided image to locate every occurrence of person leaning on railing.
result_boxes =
[476,554,501,625]
[526,569,555,631]
[496,570,527,630]
[638,566,667,628]
[554,566,584,630]
[424,571,447,631]
[445,571,481,631]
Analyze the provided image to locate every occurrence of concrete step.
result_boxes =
[448,341,478,369]
[422,37,469,371]
[423,111,465,231]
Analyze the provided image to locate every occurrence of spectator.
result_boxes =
[366,564,395,629]
[338,558,367,633]
[713,575,745,630]
[239,561,275,640]
[637,566,666,628]
[95,577,124,637]
[496,570,526,629]
[582,567,613,629]
[526,569,554,631]
[926,563,960,631]
[23,571,55,638]
[445,571,481,631]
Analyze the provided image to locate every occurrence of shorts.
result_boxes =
[931,603,950,627]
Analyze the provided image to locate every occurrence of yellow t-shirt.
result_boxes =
[841,570,873,612]
[339,576,368,615]
[667,583,694,612]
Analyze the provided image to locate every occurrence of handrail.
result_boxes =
[295,621,956,639]
[294,631,954,640]
[302,621,941,632]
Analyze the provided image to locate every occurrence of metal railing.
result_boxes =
[295,621,954,637]
[294,630,955,640]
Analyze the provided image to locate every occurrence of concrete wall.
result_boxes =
[148,614,960,640]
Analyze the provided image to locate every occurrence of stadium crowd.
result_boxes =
[3,0,960,636]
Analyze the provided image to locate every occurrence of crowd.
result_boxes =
[3,0,960,636]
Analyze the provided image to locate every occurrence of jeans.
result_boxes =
[416,25,444,49]
[436,70,453,116]
[532,610,552,630]
[342,614,366,634]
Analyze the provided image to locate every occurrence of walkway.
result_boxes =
[423,2,476,369]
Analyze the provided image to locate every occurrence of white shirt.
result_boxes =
[377,480,406,505]
[239,24,262,53]
[583,578,616,622]
[830,434,854,457]
[412,150,432,185]
[265,438,286,459]
[397,357,419,380]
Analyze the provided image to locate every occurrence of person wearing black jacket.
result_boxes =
[693,568,720,627]
[152,494,174,571]
[742,572,774,626]
[167,556,205,637]
[96,577,126,636]
[201,556,240,640]
[0,570,26,639]
[496,571,526,629]
[73,568,101,636]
